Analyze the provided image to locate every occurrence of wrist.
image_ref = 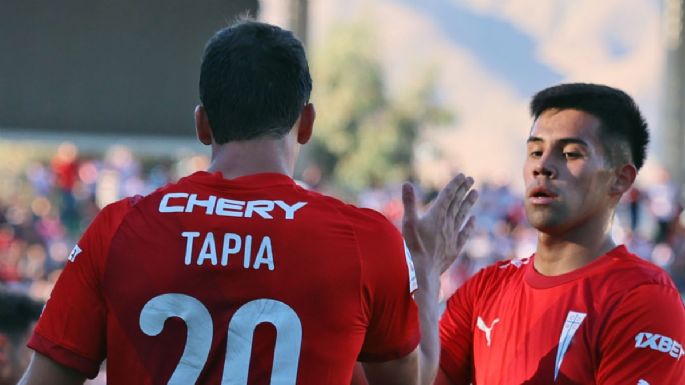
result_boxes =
[412,255,441,281]
[414,265,440,298]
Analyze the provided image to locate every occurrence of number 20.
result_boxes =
[139,294,302,385]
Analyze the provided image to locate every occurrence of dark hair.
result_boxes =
[530,83,649,170]
[0,288,43,333]
[199,19,312,143]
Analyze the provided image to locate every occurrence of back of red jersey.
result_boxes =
[30,172,419,384]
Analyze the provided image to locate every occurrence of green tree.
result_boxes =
[303,21,452,193]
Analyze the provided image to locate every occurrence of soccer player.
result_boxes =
[437,83,685,384]
[17,20,478,385]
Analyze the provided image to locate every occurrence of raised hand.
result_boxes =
[402,174,478,275]
[401,174,478,385]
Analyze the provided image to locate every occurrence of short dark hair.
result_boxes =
[199,19,312,143]
[530,83,649,170]
[0,288,43,334]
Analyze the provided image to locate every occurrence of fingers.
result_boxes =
[456,216,476,251]
[445,176,474,232]
[440,216,476,273]
[401,182,422,251]
[440,175,477,267]
[402,174,477,268]
[451,188,478,236]
[402,182,418,225]
[432,174,466,215]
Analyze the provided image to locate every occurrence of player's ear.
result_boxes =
[610,163,637,196]
[296,103,315,145]
[195,105,213,146]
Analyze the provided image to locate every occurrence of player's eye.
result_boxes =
[563,152,582,159]
[529,150,543,158]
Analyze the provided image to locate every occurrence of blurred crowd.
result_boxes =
[0,141,684,382]
[0,142,209,384]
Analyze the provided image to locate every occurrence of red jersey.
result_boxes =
[440,246,685,384]
[29,172,419,384]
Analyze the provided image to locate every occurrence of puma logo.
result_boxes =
[477,316,500,347]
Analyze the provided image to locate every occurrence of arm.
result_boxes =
[362,348,418,385]
[355,355,456,385]
[398,174,478,385]
[409,246,442,385]
[17,352,86,385]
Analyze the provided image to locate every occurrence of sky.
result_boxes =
[261,0,669,190]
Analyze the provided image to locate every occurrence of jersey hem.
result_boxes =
[27,332,101,379]
[356,332,420,362]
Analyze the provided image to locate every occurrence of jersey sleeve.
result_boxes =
[439,267,485,385]
[27,198,134,378]
[596,283,685,384]
[356,211,420,362]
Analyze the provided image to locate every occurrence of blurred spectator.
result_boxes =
[50,142,80,235]
[626,187,643,232]
[0,287,43,385]
[648,168,680,243]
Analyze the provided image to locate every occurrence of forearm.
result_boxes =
[413,261,442,385]
[17,352,86,385]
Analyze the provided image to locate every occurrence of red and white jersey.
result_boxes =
[29,172,419,384]
[440,246,685,385]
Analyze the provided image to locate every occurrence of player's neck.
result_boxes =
[533,215,616,276]
[207,137,295,179]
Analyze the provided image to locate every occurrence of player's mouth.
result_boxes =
[527,186,559,205]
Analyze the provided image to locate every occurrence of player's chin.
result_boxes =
[526,211,565,233]
[525,205,554,220]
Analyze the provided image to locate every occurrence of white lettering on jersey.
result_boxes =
[635,332,684,360]
[159,193,307,220]
[403,241,418,293]
[67,245,82,262]
[160,192,189,213]
[275,201,307,220]
[222,233,241,266]
[216,199,245,217]
[197,232,217,265]
[476,316,500,347]
[182,232,201,265]
[252,236,274,270]
[637,379,650,385]
[181,231,275,270]
[186,194,217,215]
[243,235,252,268]
[244,200,275,218]
[554,311,586,382]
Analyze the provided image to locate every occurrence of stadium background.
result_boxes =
[1,0,684,383]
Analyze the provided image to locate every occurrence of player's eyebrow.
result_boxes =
[526,136,590,147]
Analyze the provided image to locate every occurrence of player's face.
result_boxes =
[523,108,615,235]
